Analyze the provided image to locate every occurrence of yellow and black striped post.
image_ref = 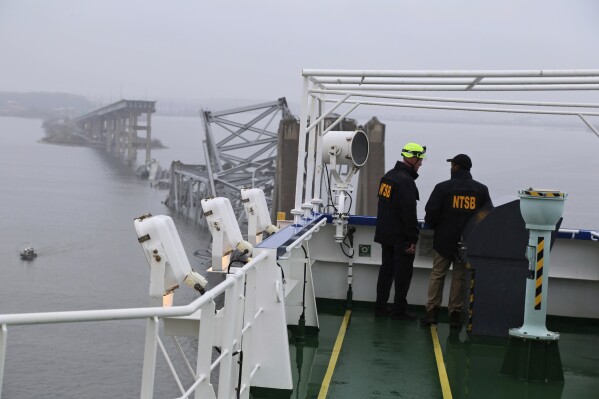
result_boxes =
[509,188,566,340]
[501,188,566,382]
[534,237,544,310]
[467,269,475,333]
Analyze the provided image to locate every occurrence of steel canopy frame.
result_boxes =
[293,69,599,213]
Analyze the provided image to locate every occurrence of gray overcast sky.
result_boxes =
[1,0,599,104]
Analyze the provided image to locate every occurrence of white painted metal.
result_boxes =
[578,114,599,138]
[310,89,599,109]
[283,217,327,254]
[293,69,599,209]
[303,90,320,211]
[193,300,216,399]
[0,324,6,399]
[0,251,289,398]
[320,84,599,91]
[247,247,293,390]
[156,336,186,395]
[321,98,599,117]
[302,69,599,78]
[241,188,275,246]
[3,69,599,398]
[280,245,320,329]
[141,317,160,398]
[312,98,326,212]
[294,76,311,218]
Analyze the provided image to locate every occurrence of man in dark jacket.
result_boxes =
[374,142,426,320]
[420,154,492,328]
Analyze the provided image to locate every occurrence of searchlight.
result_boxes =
[241,188,279,245]
[322,130,369,242]
[134,214,208,306]
[201,197,253,272]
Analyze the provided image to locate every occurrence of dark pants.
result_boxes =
[376,243,415,315]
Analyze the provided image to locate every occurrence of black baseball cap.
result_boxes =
[447,154,472,170]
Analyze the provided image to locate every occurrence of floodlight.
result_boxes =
[134,214,208,304]
[201,197,253,272]
[321,130,370,243]
[241,188,279,245]
[322,129,369,168]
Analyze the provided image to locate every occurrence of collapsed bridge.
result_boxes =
[74,99,156,164]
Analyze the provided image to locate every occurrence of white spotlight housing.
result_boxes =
[241,188,279,245]
[201,197,253,272]
[134,214,208,303]
[322,129,369,168]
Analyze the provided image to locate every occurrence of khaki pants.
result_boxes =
[425,250,467,313]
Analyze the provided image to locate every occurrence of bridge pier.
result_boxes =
[75,100,156,164]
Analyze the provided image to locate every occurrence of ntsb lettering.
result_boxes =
[452,195,476,210]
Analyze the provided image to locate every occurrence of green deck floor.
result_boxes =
[252,304,599,399]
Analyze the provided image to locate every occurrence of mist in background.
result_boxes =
[2,0,599,114]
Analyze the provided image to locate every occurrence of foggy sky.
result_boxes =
[1,0,599,106]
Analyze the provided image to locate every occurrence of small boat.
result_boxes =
[20,247,37,261]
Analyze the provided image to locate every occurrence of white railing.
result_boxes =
[293,69,599,210]
[0,251,277,399]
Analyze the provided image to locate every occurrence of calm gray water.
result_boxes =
[0,113,597,398]
[0,115,213,398]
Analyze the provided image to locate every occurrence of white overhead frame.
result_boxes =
[293,69,599,212]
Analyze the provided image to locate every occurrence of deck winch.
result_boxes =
[501,188,567,383]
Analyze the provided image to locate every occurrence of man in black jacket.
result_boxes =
[420,154,492,328]
[374,142,426,320]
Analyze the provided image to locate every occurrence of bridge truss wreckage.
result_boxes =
[165,98,293,226]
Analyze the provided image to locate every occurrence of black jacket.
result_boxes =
[374,161,420,247]
[424,169,492,258]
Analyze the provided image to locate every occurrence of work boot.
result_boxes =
[449,311,463,329]
[419,308,439,326]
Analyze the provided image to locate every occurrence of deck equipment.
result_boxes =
[501,189,567,382]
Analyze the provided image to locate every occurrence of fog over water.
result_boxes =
[2,0,599,396]
[1,99,598,397]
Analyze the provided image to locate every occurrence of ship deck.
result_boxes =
[252,302,599,399]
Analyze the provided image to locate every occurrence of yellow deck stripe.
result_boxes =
[317,309,351,399]
[431,326,453,399]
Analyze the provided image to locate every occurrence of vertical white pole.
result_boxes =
[313,98,325,207]
[217,274,240,398]
[0,324,7,399]
[240,267,257,399]
[194,301,217,399]
[140,317,159,399]
[304,92,319,205]
[294,76,311,211]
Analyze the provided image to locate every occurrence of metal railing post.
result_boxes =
[140,316,159,399]
[0,324,7,399]
[217,274,241,398]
